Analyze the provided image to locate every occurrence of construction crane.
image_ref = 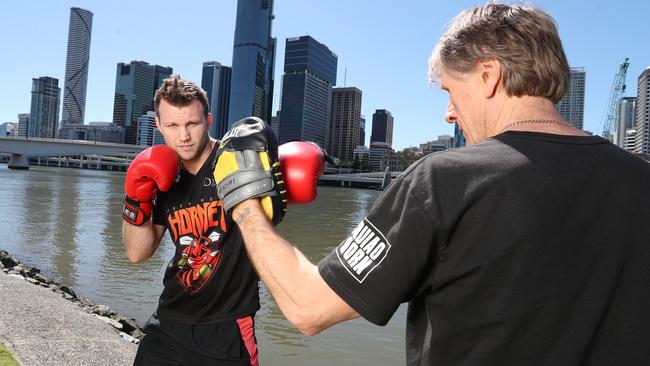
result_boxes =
[600,58,630,141]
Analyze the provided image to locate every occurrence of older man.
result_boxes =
[215,3,650,365]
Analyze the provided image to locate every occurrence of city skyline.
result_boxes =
[1,1,650,150]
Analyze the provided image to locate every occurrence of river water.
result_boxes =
[0,164,406,365]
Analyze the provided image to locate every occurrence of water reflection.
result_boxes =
[16,168,62,280]
[278,187,379,260]
[52,172,80,288]
[0,166,405,365]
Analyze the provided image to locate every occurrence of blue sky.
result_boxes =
[1,0,649,150]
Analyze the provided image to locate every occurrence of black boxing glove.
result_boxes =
[213,117,287,224]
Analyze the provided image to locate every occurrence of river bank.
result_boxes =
[0,165,406,365]
[0,249,141,365]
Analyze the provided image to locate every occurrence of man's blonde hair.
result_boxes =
[429,3,570,103]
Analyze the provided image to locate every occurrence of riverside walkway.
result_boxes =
[0,270,137,365]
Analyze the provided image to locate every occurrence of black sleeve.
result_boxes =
[318,164,442,325]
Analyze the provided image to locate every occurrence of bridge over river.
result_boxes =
[0,137,144,170]
[0,136,396,189]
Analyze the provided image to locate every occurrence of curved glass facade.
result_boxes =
[228,0,275,126]
[61,7,93,126]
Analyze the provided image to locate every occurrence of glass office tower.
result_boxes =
[228,0,276,126]
[279,35,338,148]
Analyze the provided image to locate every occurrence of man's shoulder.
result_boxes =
[407,139,509,173]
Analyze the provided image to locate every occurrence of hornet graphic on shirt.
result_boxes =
[166,201,228,293]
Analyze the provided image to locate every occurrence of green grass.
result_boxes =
[0,342,20,366]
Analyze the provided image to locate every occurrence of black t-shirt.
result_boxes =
[319,132,650,365]
[152,142,260,324]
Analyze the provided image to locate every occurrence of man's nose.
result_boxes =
[180,126,191,140]
[444,102,457,124]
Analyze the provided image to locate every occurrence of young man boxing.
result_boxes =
[122,75,328,366]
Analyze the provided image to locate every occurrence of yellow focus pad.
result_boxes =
[259,151,271,171]
[257,151,274,220]
[214,151,239,183]
[260,196,274,220]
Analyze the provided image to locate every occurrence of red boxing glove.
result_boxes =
[278,141,336,204]
[123,145,180,225]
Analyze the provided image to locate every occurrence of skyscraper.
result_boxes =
[556,67,586,130]
[61,7,93,127]
[137,111,158,146]
[634,67,650,154]
[271,111,280,139]
[370,109,394,146]
[359,115,366,146]
[279,35,338,147]
[201,61,232,139]
[17,113,29,137]
[112,61,172,145]
[29,77,60,138]
[614,97,636,147]
[228,0,276,126]
[329,87,362,161]
[454,123,466,148]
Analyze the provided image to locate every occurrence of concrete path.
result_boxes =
[0,270,137,366]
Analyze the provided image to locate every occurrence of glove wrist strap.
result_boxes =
[122,195,151,226]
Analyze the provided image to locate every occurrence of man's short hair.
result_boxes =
[154,75,210,118]
[428,3,570,103]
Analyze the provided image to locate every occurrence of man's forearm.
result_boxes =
[233,199,359,335]
[122,221,162,263]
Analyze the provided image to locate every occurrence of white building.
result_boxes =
[614,97,636,147]
[0,122,18,137]
[634,67,650,154]
[369,142,397,172]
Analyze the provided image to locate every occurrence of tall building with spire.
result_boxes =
[278,35,337,147]
[61,7,93,127]
[228,0,276,126]
[556,67,586,130]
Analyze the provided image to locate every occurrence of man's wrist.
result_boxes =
[232,199,263,225]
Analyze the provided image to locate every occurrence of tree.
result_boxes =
[352,154,360,170]
[360,154,370,172]
[397,149,418,171]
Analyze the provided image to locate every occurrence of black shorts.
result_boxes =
[133,313,259,366]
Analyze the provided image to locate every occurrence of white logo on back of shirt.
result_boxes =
[336,218,391,283]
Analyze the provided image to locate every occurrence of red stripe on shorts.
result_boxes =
[237,316,259,366]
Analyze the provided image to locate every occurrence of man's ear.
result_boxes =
[479,57,501,98]
[155,116,161,129]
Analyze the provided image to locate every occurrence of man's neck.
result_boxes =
[182,138,216,175]
[490,96,587,136]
